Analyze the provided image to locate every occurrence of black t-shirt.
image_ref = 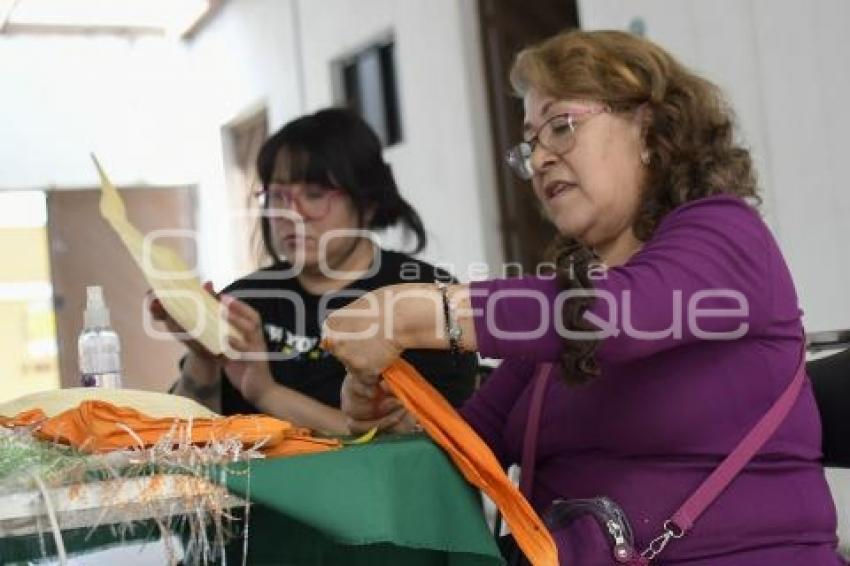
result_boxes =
[218,249,477,415]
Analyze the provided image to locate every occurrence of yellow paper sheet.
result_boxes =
[92,154,239,355]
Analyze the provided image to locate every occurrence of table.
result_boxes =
[224,433,503,565]
[1,434,505,565]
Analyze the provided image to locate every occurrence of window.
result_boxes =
[0,191,59,402]
[336,38,403,147]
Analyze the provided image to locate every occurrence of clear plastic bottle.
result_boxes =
[78,286,123,388]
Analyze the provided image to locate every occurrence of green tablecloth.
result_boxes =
[225,434,503,565]
[1,435,504,565]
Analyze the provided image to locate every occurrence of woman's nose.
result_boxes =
[529,143,558,176]
[272,205,307,226]
[291,198,308,218]
[278,194,308,219]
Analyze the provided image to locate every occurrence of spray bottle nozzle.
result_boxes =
[84,285,111,328]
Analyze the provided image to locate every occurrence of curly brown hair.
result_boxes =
[510,29,759,385]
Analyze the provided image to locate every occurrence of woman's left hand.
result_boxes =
[220,295,276,404]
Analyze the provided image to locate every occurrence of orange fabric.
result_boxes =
[0,407,46,428]
[382,359,558,566]
[2,400,339,458]
[261,435,341,458]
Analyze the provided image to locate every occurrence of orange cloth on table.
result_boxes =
[261,435,341,458]
[0,408,45,428]
[1,400,339,457]
[382,359,559,566]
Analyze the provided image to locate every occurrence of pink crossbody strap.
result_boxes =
[668,351,807,534]
[520,353,806,563]
[519,362,555,498]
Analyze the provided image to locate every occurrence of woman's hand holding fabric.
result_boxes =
[340,373,413,433]
[147,280,220,359]
[220,295,276,405]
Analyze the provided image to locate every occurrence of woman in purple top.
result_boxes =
[322,30,844,564]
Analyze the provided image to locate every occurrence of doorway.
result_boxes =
[47,187,196,392]
[223,107,269,273]
[477,0,580,271]
[0,191,58,403]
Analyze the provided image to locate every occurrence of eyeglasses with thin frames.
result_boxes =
[505,106,609,180]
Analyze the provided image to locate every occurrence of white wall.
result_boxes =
[578,0,850,334]
[0,34,198,189]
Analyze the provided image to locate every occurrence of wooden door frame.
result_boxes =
[476,0,580,272]
[46,185,196,391]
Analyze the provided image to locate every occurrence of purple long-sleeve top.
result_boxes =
[461,196,843,564]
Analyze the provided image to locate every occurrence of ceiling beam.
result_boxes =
[0,0,21,32]
[2,22,162,37]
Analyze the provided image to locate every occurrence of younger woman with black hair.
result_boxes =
[153,107,476,433]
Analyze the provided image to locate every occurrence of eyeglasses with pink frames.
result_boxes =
[254,183,343,219]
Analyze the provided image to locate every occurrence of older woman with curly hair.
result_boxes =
[323,30,844,565]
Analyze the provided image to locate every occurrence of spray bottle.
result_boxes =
[78,285,123,388]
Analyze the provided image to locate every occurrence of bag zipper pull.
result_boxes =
[606,519,636,563]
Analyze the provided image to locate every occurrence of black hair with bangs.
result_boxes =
[256,107,427,262]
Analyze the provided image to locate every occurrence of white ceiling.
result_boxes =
[0,0,217,38]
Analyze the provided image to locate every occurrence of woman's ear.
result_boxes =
[632,103,652,139]
[363,204,378,226]
[633,104,653,165]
